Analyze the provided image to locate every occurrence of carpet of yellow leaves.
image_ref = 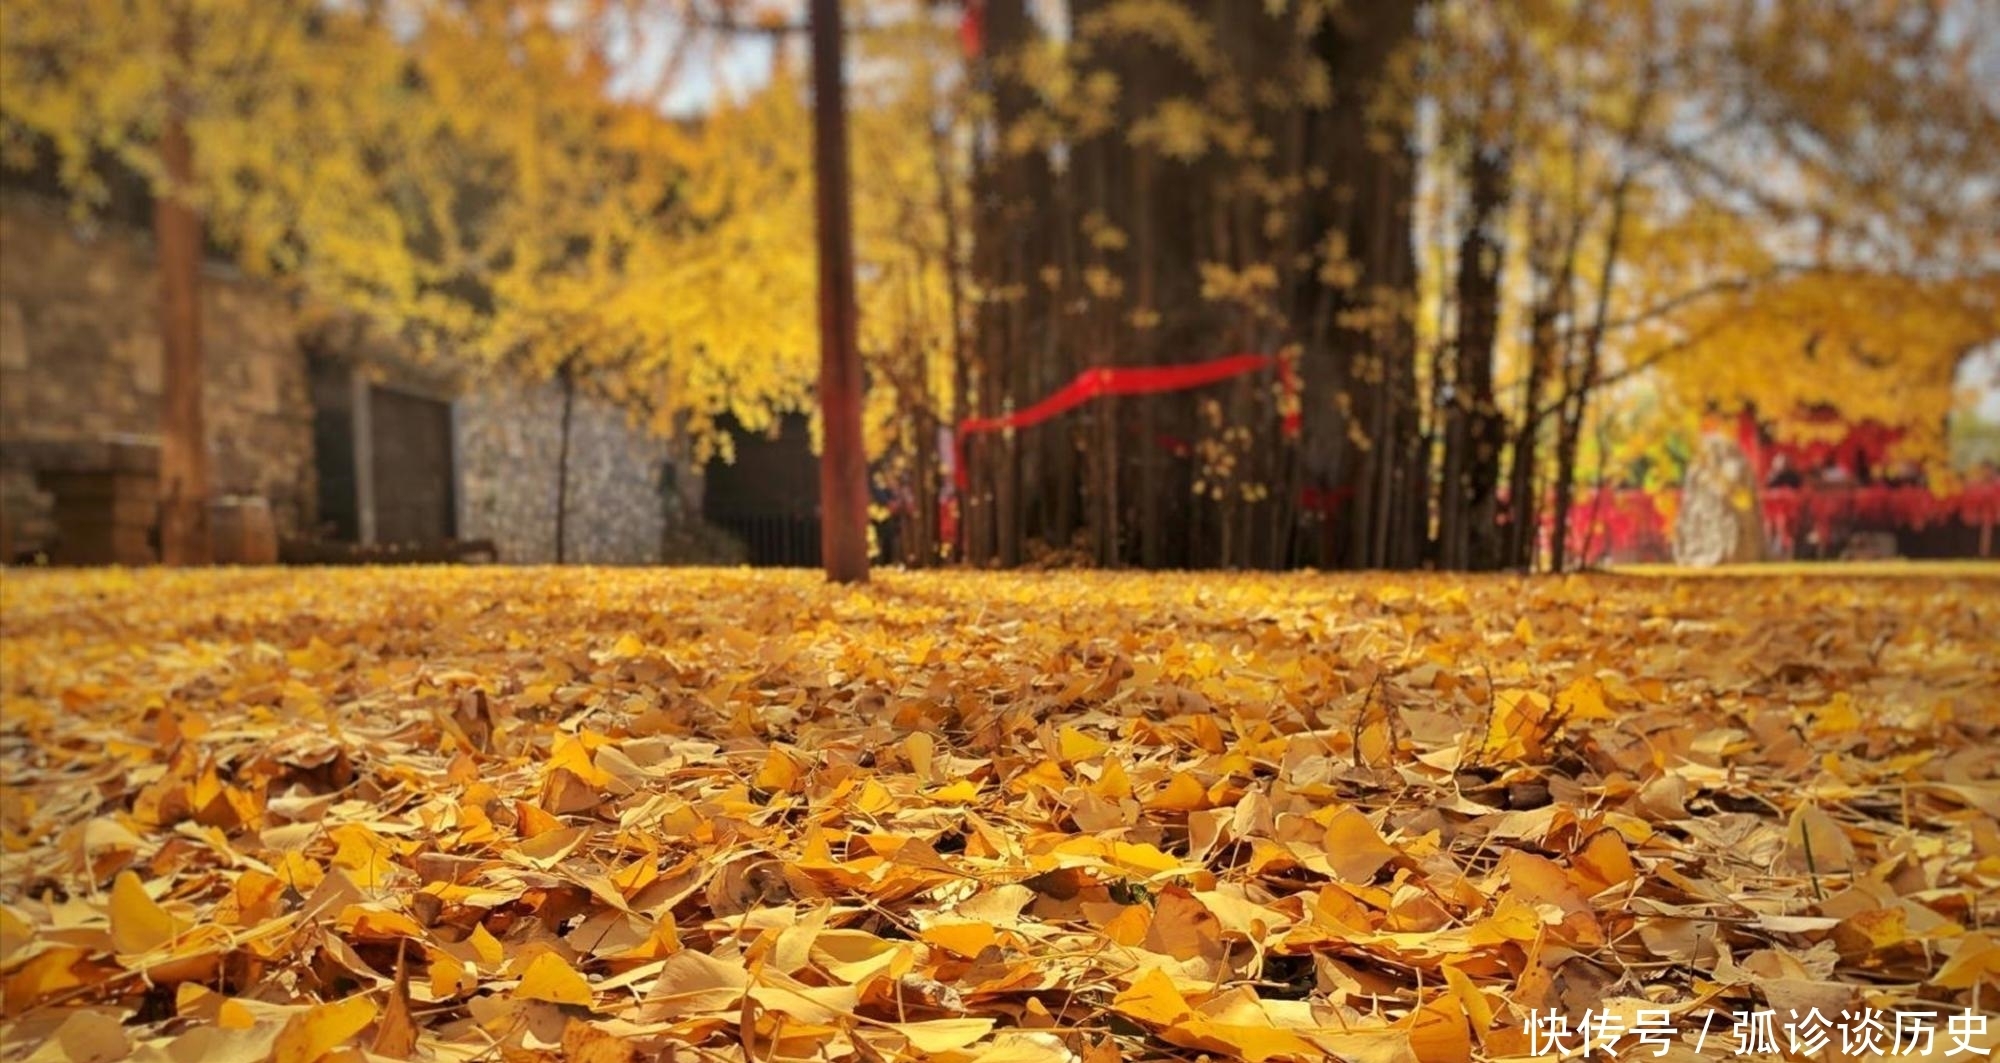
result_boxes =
[1,566,1996,1062]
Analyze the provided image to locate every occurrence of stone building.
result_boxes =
[0,192,741,565]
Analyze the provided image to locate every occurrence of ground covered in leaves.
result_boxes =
[1,566,1996,1063]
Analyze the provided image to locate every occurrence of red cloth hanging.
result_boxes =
[953,353,1298,489]
[1300,484,1354,515]
[959,0,985,58]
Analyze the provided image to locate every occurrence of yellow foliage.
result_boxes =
[1,565,1997,1057]
[1,0,963,468]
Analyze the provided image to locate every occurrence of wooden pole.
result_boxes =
[555,365,575,564]
[810,0,869,583]
[155,84,210,566]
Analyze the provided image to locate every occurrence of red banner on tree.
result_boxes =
[953,353,1299,489]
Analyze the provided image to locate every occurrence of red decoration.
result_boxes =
[1300,484,1354,515]
[952,353,1298,489]
[1737,409,1907,481]
[1556,482,2000,564]
[959,0,984,58]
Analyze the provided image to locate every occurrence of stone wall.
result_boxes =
[0,192,742,566]
[457,379,733,565]
[0,195,314,553]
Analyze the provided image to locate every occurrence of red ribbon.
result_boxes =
[959,0,985,58]
[953,354,1298,489]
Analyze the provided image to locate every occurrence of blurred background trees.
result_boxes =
[4,0,1994,570]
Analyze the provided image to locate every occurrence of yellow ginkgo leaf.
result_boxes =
[920,921,998,959]
[1090,758,1132,801]
[753,748,802,793]
[1144,773,1207,812]
[929,779,981,804]
[1109,967,1189,1027]
[272,994,380,1063]
[1166,1016,1322,1063]
[1405,992,1472,1063]
[895,1017,997,1053]
[1933,931,2000,989]
[1555,675,1614,720]
[515,951,594,1006]
[110,870,187,954]
[905,730,936,780]
[1057,725,1109,762]
[1321,808,1400,883]
[468,922,506,966]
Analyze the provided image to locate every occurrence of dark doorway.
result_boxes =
[704,414,820,566]
[369,386,456,544]
[308,356,360,541]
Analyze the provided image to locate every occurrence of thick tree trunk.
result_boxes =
[964,126,995,568]
[1549,407,1581,572]
[963,2,1420,569]
[1132,153,1164,569]
[973,0,1044,569]
[934,114,969,563]
[156,107,209,566]
[1440,140,1510,570]
[1298,0,1422,570]
[810,0,869,583]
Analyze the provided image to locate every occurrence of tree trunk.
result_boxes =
[962,2,1420,569]
[810,0,869,583]
[156,103,209,566]
[1441,139,1510,569]
[1548,68,1651,572]
[1505,189,1575,571]
[984,0,1042,570]
[1300,0,1421,570]
[554,366,575,564]
[1549,405,1581,572]
[1132,153,1164,569]
[1548,189,1632,573]
[1506,309,1553,570]
[934,113,969,564]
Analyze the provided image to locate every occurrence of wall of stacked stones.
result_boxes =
[456,382,678,565]
[0,194,745,566]
[0,196,314,552]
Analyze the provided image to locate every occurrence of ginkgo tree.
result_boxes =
[1658,271,2000,474]
[369,0,961,576]
[1630,0,2000,485]
[392,4,966,565]
[3,0,922,571]
[1,0,419,563]
[345,0,705,561]
[1416,0,2000,569]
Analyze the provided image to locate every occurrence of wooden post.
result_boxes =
[811,0,869,583]
[155,96,210,566]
